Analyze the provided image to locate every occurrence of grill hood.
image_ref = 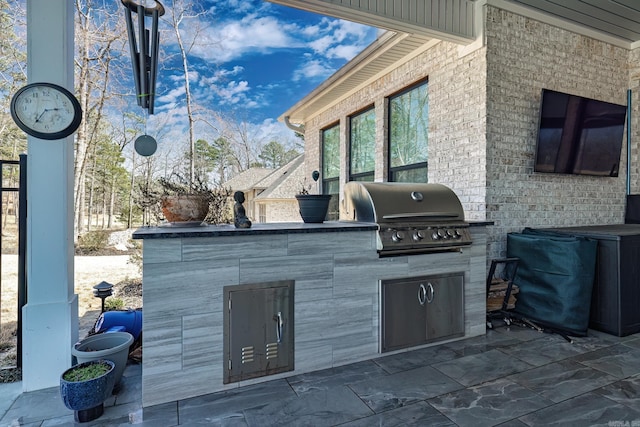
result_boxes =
[341,182,465,223]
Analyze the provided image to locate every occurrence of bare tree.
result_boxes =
[74,0,128,238]
[162,0,210,184]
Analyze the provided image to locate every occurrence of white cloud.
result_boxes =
[154,0,378,129]
[214,80,251,105]
[292,59,334,82]
[156,86,186,106]
[186,14,301,63]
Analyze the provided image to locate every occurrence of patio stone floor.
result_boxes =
[1,324,639,426]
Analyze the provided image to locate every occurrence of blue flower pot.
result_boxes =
[60,359,116,423]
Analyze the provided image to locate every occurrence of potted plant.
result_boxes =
[158,174,213,225]
[60,359,116,423]
[135,172,233,226]
[71,331,134,387]
[295,170,331,223]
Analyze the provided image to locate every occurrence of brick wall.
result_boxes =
[485,6,630,258]
[301,5,634,261]
[303,39,488,220]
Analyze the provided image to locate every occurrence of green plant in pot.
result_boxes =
[60,359,116,423]
[295,170,331,223]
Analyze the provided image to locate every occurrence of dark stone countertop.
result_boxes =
[132,220,493,240]
[132,221,379,240]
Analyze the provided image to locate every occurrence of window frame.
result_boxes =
[348,106,376,182]
[321,123,340,195]
[387,78,429,182]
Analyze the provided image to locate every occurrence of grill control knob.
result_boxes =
[431,231,440,240]
[446,229,457,238]
[437,229,447,239]
[413,230,424,241]
[391,231,405,242]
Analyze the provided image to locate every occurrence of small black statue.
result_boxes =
[233,191,252,229]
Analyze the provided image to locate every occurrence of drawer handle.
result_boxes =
[418,284,426,305]
[426,283,435,303]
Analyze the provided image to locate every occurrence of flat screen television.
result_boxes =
[534,89,627,177]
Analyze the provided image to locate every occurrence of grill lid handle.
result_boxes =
[382,212,460,220]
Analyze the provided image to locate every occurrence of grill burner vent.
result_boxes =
[342,182,472,255]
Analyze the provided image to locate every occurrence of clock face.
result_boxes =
[10,83,82,140]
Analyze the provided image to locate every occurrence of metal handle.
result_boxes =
[275,312,284,343]
[418,284,426,305]
[426,283,434,303]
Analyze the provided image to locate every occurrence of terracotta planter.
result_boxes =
[60,359,116,423]
[295,194,331,223]
[161,194,209,224]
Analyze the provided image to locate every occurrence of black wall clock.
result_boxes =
[10,82,82,140]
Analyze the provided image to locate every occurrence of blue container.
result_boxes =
[60,359,116,422]
[94,309,142,340]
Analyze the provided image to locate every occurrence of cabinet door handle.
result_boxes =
[418,284,427,305]
[275,312,284,343]
[426,283,435,303]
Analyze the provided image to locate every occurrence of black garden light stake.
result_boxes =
[121,0,164,114]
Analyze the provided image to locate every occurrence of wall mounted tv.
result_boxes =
[534,89,627,177]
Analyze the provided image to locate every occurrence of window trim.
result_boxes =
[321,122,340,194]
[387,78,429,182]
[348,105,376,182]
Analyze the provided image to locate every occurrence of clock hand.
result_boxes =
[34,108,60,123]
[35,109,48,123]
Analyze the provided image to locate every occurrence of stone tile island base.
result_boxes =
[133,222,488,407]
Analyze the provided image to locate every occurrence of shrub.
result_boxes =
[105,298,124,311]
[77,230,110,253]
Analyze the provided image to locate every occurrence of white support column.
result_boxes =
[21,0,78,391]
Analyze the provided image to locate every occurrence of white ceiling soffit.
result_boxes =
[495,0,640,48]
[268,0,478,43]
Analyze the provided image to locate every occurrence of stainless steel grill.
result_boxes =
[342,182,472,256]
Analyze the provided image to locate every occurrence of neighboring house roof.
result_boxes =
[222,167,274,192]
[254,155,305,201]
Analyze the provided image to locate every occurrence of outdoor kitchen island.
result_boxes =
[133,221,489,407]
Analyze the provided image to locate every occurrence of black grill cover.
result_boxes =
[506,228,597,336]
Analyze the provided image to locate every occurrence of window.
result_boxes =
[258,204,266,223]
[322,124,340,194]
[322,124,340,220]
[349,108,375,182]
[388,80,428,182]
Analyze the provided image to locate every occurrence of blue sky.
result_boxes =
[146,0,379,150]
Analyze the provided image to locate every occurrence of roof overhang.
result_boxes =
[275,0,640,125]
[268,0,478,44]
[281,31,439,124]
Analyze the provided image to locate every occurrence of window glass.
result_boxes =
[322,124,340,193]
[349,108,375,181]
[388,80,428,182]
[322,124,340,220]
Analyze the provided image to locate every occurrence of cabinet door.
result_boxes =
[381,279,427,352]
[425,275,464,342]
[225,281,294,384]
